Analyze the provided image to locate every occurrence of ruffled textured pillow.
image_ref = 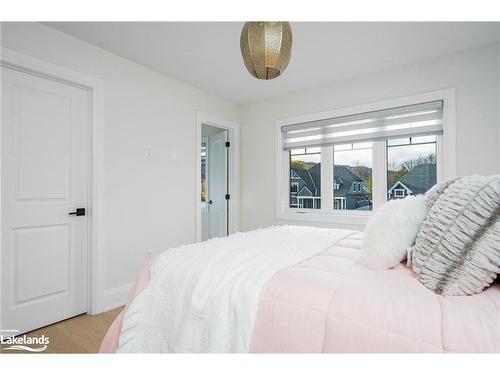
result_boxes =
[421,176,460,213]
[411,175,500,296]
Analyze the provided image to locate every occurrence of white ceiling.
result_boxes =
[45,22,500,104]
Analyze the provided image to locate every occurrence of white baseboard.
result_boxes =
[101,283,131,312]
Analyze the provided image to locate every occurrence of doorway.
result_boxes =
[201,124,229,240]
[195,113,239,242]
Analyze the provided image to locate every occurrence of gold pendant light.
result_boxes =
[240,22,292,80]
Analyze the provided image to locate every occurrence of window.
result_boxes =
[387,136,437,200]
[277,91,453,225]
[333,142,373,211]
[394,189,405,198]
[289,147,321,209]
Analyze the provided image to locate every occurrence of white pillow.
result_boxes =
[358,195,426,269]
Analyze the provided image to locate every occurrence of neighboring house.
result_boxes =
[388,163,436,199]
[290,164,321,209]
[333,165,371,210]
[290,164,371,210]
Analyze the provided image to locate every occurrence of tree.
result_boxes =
[398,152,436,172]
[387,152,436,187]
[364,175,373,199]
[387,169,407,187]
[290,160,308,170]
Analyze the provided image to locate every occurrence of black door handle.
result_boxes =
[208,200,213,204]
[69,208,86,216]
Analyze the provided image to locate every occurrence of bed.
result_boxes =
[100,227,500,353]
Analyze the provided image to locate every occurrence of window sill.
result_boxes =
[276,208,372,227]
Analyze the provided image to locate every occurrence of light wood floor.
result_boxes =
[1,307,123,354]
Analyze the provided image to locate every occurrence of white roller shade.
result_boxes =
[282,100,443,150]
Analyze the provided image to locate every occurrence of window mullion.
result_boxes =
[437,134,444,181]
[320,146,333,212]
[283,150,291,212]
[372,140,387,210]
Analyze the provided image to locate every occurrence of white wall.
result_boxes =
[240,43,500,232]
[1,22,240,310]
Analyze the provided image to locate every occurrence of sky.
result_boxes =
[292,139,436,170]
[335,147,373,167]
[335,142,436,168]
[387,142,435,168]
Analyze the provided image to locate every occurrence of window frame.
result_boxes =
[275,89,456,228]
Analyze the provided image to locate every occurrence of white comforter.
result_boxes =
[117,226,352,353]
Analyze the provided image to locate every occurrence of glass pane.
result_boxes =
[411,135,436,144]
[353,142,373,150]
[290,148,306,155]
[333,143,372,211]
[387,136,437,200]
[387,138,410,146]
[201,141,207,203]
[306,147,321,154]
[334,143,353,151]
[290,148,321,209]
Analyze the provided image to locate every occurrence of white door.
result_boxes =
[208,130,227,238]
[1,67,89,335]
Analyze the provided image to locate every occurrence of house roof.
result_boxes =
[291,164,368,198]
[292,166,319,196]
[391,163,436,194]
[308,163,321,195]
[334,165,365,197]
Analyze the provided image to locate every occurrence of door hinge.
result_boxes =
[225,141,230,147]
[225,194,230,200]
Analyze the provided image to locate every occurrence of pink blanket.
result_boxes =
[100,232,500,353]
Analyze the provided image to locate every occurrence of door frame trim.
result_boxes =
[0,48,105,316]
[195,112,240,242]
